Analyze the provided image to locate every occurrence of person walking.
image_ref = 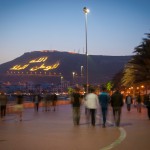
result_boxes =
[98,87,110,128]
[125,93,132,111]
[144,94,150,120]
[14,91,24,122]
[111,88,123,127]
[71,88,82,126]
[0,91,8,120]
[33,93,42,112]
[137,93,142,113]
[51,93,58,111]
[44,93,51,112]
[85,88,99,126]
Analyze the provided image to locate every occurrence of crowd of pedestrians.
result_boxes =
[70,87,124,127]
[0,90,58,122]
[70,86,150,128]
[0,88,150,126]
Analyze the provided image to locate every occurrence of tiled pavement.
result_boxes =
[0,104,150,150]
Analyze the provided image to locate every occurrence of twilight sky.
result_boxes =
[0,0,150,64]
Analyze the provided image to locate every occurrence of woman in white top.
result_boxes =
[85,89,99,126]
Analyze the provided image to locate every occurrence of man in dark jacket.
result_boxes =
[111,89,123,127]
[71,88,82,125]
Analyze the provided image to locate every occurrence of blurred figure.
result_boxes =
[44,93,51,111]
[111,89,123,127]
[51,93,58,111]
[137,93,142,113]
[98,87,110,128]
[125,93,132,111]
[144,94,150,120]
[85,88,99,126]
[0,91,8,120]
[71,88,82,125]
[33,93,42,112]
[14,91,24,121]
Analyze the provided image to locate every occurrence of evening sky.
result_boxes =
[0,0,150,64]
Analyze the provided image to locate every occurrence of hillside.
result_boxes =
[0,50,131,84]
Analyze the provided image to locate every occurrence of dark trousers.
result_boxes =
[90,109,96,126]
[34,103,39,112]
[73,107,80,125]
[101,107,108,125]
[113,107,122,126]
[127,104,131,111]
[147,107,150,119]
[0,105,6,118]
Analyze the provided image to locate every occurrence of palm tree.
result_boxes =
[122,33,150,87]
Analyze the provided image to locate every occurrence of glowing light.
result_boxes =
[10,64,29,70]
[30,62,59,71]
[9,57,60,72]
[29,57,48,63]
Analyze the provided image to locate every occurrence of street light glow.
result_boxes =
[83,7,90,14]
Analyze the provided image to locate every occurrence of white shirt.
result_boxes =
[85,93,99,109]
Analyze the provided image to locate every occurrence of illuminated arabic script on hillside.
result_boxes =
[10,57,60,71]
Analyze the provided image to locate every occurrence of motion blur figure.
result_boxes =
[111,89,123,127]
[144,94,150,120]
[0,91,8,120]
[14,91,24,122]
[71,88,82,126]
[125,94,132,111]
[137,93,142,113]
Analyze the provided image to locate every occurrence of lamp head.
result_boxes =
[83,7,90,14]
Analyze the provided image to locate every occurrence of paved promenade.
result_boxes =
[0,104,150,150]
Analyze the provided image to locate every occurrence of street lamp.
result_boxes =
[83,7,90,93]
[81,66,83,76]
[61,76,63,93]
[72,72,75,85]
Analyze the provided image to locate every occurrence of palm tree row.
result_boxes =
[121,33,150,88]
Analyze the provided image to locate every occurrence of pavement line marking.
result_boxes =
[82,109,127,149]
[96,115,127,150]
[100,127,126,150]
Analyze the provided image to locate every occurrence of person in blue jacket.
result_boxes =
[98,86,110,128]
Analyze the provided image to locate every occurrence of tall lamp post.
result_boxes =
[81,66,83,76]
[61,76,63,93]
[72,72,75,85]
[83,7,90,93]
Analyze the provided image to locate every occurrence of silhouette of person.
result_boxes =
[33,93,41,112]
[71,88,82,125]
[14,91,24,121]
[137,93,142,113]
[111,88,123,127]
[51,93,58,111]
[144,94,150,120]
[98,87,110,128]
[125,93,132,111]
[0,91,8,120]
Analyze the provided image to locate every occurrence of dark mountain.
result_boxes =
[0,50,131,84]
